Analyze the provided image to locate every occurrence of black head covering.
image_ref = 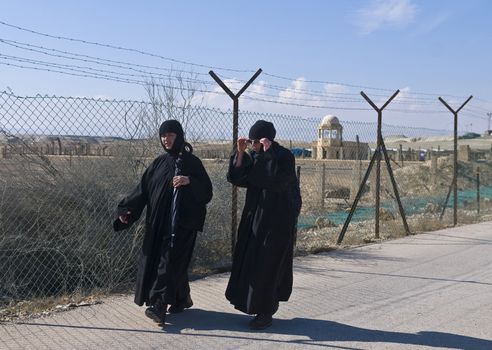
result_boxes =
[159,119,185,155]
[248,120,276,141]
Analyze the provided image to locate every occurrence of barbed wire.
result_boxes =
[0,38,215,80]
[261,72,483,102]
[0,54,463,114]
[2,58,484,123]
[259,83,445,102]
[0,20,489,123]
[1,61,484,125]
[0,20,255,74]
[0,60,227,99]
[261,71,396,92]
[2,20,490,107]
[0,53,220,88]
[0,41,451,107]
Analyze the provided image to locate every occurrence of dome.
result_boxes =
[320,115,341,129]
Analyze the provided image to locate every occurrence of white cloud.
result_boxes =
[374,86,424,112]
[278,77,310,102]
[200,77,361,120]
[199,78,272,112]
[354,0,418,35]
[324,83,350,95]
[276,79,351,108]
[200,78,240,110]
[275,78,352,115]
[248,80,268,95]
[391,86,419,110]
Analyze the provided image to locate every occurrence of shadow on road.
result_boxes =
[16,309,491,349]
[166,309,491,350]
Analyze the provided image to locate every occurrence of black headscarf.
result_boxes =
[159,120,185,156]
[248,120,276,141]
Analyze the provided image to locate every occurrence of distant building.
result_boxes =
[312,115,369,160]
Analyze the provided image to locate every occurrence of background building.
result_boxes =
[312,115,369,160]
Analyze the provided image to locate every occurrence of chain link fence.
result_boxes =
[1,91,492,317]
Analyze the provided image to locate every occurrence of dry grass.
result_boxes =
[0,292,105,323]
[1,148,491,319]
[295,205,492,257]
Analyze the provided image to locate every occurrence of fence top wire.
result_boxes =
[0,90,454,142]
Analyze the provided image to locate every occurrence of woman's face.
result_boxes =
[161,132,177,150]
[249,139,262,153]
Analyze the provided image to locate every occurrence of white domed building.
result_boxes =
[312,115,369,160]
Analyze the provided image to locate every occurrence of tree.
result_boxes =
[119,69,207,177]
[145,69,205,143]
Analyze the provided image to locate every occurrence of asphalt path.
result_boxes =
[1,222,491,349]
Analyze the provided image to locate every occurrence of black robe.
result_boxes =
[225,142,297,315]
[114,151,212,306]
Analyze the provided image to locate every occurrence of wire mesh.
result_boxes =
[1,90,491,320]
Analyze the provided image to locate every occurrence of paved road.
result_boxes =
[2,222,492,349]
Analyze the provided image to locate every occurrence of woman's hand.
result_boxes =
[173,175,190,188]
[119,210,131,224]
[237,137,248,153]
[260,138,272,152]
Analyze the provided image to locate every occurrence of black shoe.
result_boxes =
[145,300,167,324]
[168,295,193,314]
[249,313,273,330]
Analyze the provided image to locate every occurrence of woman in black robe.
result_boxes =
[113,120,212,325]
[226,120,299,330]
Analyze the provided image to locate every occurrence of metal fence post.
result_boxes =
[338,89,410,244]
[477,166,480,216]
[438,95,473,226]
[356,135,362,186]
[209,69,262,258]
[321,163,326,210]
[399,144,403,166]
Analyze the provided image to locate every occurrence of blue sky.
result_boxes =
[1,0,491,132]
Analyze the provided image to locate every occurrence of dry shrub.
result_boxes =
[1,146,491,316]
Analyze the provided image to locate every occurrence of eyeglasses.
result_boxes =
[247,139,260,145]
